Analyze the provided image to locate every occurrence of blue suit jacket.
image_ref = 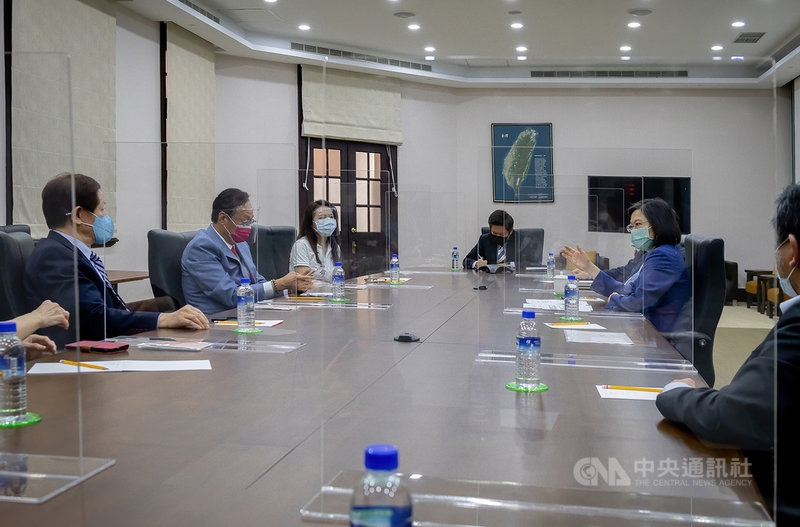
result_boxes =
[181,225,274,314]
[591,244,690,332]
[24,231,159,348]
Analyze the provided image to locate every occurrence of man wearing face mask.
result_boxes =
[463,209,517,271]
[23,173,209,348]
[181,188,313,314]
[656,184,800,524]
[289,200,341,281]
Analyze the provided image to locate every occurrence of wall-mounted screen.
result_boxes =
[587,176,691,234]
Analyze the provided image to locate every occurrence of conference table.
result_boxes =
[0,270,772,526]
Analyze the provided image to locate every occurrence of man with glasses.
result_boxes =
[656,184,800,523]
[182,188,313,314]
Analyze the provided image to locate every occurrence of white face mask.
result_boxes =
[776,238,798,298]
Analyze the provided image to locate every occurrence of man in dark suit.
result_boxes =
[656,183,800,524]
[24,172,208,348]
[463,209,518,271]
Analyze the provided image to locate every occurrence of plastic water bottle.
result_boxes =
[564,275,580,320]
[332,262,346,300]
[236,277,256,332]
[515,310,541,390]
[451,246,459,270]
[0,322,27,425]
[350,444,412,527]
[546,252,555,278]
[389,253,400,283]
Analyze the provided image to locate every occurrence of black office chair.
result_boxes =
[0,231,36,321]
[0,224,31,235]
[663,234,726,388]
[480,226,545,268]
[247,225,297,279]
[147,229,198,309]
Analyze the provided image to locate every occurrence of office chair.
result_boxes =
[0,231,35,321]
[0,224,31,235]
[479,226,545,268]
[663,234,725,388]
[147,229,198,309]
[247,225,297,279]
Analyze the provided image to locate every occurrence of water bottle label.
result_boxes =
[517,336,540,352]
[237,295,253,308]
[333,276,345,283]
[565,289,578,300]
[350,505,413,527]
[0,356,24,378]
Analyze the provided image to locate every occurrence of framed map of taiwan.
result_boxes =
[491,123,554,203]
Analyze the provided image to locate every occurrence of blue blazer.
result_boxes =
[181,225,274,314]
[23,231,159,348]
[591,244,690,332]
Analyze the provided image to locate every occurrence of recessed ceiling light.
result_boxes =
[619,45,631,52]
[510,22,524,29]
[627,21,641,29]
[620,56,631,61]
[408,23,420,30]
[424,46,435,52]
[731,56,745,61]
[425,55,435,61]
[298,24,310,31]
[394,11,415,19]
[517,56,527,61]
[711,45,724,51]
[732,21,745,28]
[264,0,277,3]
[508,10,521,15]
[516,46,527,52]
[627,8,652,16]
[712,56,722,61]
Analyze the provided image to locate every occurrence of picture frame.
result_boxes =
[491,123,554,203]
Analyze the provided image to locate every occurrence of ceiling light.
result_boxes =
[298,24,310,31]
[510,22,524,29]
[264,0,277,3]
[619,45,631,52]
[620,56,631,61]
[627,21,641,29]
[394,11,415,19]
[408,23,420,30]
[425,55,435,61]
[517,56,527,61]
[627,8,652,16]
[731,56,745,61]
[732,21,745,28]
[712,56,722,61]
[711,45,723,51]
[424,46,435,52]
[516,46,527,52]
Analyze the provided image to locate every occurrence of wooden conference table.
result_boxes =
[0,270,771,526]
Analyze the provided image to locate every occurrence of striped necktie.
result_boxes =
[89,251,130,311]
[497,244,506,264]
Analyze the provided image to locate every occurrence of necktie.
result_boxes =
[89,251,130,311]
[232,245,238,257]
[497,244,506,264]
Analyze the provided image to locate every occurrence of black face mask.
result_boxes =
[490,234,506,244]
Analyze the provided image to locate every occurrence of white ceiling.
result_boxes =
[121,0,800,88]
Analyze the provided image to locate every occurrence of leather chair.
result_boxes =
[247,225,297,279]
[0,224,31,235]
[480,226,545,268]
[0,231,35,321]
[147,229,198,309]
[663,234,726,388]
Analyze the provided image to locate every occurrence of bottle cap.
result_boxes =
[549,252,554,256]
[240,277,251,285]
[364,444,399,471]
[392,253,398,258]
[567,275,575,280]
[0,321,17,333]
[521,310,535,319]
[334,262,342,267]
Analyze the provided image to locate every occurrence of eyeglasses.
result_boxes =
[626,222,650,233]
[226,210,256,227]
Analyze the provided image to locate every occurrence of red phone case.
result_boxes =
[65,340,129,353]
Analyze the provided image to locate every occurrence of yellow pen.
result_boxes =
[59,359,109,371]
[551,321,590,327]
[603,385,662,393]
[287,296,326,301]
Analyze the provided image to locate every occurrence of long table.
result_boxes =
[0,270,772,525]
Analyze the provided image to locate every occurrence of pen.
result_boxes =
[602,385,662,393]
[551,322,590,327]
[287,296,326,301]
[59,359,109,371]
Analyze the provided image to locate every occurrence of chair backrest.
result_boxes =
[0,224,31,235]
[147,229,198,308]
[683,234,726,386]
[480,226,545,267]
[0,231,35,320]
[247,225,297,279]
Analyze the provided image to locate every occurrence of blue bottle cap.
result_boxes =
[392,254,398,258]
[240,277,251,284]
[521,310,535,319]
[364,444,399,471]
[0,321,17,333]
[567,275,575,280]
[335,262,342,267]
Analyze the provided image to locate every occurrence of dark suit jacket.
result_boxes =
[463,231,519,270]
[656,297,800,523]
[24,231,159,348]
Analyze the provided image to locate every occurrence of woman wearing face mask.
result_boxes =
[289,200,341,281]
[561,198,690,332]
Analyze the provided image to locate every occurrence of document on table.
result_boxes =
[596,385,660,401]
[29,360,212,374]
[564,330,634,345]
[545,322,606,330]
[524,299,593,312]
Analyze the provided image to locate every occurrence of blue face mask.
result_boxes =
[630,227,653,251]
[315,217,337,238]
[89,211,115,245]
